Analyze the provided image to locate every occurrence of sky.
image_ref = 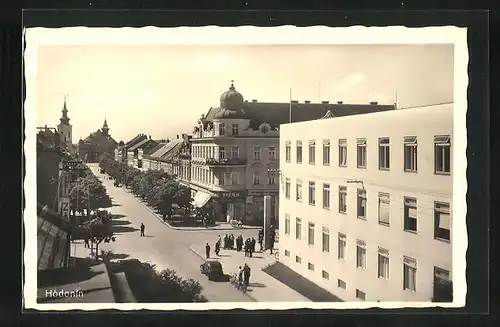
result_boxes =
[35,44,454,143]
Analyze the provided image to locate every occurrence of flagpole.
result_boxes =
[289,88,292,123]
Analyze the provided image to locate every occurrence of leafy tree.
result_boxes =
[153,180,180,219]
[173,184,192,214]
[82,218,116,256]
[69,174,112,218]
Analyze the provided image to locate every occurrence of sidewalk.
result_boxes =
[189,243,310,302]
[37,242,115,303]
[123,188,261,232]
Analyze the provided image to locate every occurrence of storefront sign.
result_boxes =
[221,192,243,198]
[249,192,277,197]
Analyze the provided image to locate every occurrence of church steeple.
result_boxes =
[102,118,109,137]
[59,95,70,125]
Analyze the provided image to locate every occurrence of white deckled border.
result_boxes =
[23,25,468,311]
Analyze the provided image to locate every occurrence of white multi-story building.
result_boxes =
[279,103,453,302]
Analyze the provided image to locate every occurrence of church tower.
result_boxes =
[57,95,73,148]
[102,118,109,137]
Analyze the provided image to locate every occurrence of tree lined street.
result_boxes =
[85,164,255,302]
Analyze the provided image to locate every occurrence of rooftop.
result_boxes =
[204,101,395,130]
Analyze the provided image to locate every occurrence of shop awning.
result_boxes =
[191,191,212,208]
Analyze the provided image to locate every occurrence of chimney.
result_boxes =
[337,101,343,104]
[304,100,311,104]
[370,101,378,105]
[149,135,151,139]
[177,135,179,139]
[252,99,257,102]
[291,100,299,104]
[321,101,329,104]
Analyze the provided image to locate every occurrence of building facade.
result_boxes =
[77,119,118,163]
[189,83,396,225]
[279,104,453,302]
[126,136,159,169]
[189,83,282,225]
[141,137,183,175]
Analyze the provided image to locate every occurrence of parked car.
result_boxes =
[200,260,224,281]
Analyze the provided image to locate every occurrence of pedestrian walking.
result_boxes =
[205,243,211,259]
[215,240,220,256]
[140,223,145,237]
[269,228,276,254]
[258,229,264,251]
[84,236,90,248]
[229,234,235,249]
[250,237,256,257]
[243,263,251,286]
[238,266,244,288]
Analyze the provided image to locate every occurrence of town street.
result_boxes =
[86,164,257,302]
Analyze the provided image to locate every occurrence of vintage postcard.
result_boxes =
[24,25,468,311]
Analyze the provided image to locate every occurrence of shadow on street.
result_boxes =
[111,214,127,220]
[110,219,132,226]
[112,225,140,233]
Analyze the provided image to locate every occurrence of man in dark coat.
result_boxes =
[215,241,220,256]
[269,228,276,254]
[140,223,145,237]
[258,229,264,251]
[251,237,256,256]
[243,263,251,286]
[205,243,211,258]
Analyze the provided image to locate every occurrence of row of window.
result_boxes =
[192,145,277,161]
[284,135,451,175]
[218,123,240,136]
[284,249,451,300]
[191,168,278,186]
[283,182,451,241]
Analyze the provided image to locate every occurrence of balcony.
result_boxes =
[206,158,247,166]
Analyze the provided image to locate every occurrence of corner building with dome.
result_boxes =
[188,82,395,226]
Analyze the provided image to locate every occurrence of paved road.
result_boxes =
[88,164,257,302]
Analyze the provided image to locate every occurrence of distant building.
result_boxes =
[177,134,192,184]
[115,134,149,163]
[125,135,159,169]
[279,103,453,302]
[188,82,395,225]
[142,135,187,175]
[77,119,118,163]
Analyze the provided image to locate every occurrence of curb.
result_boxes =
[124,189,261,232]
[188,244,258,302]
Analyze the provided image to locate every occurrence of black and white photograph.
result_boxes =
[24,26,468,310]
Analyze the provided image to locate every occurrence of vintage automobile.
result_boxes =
[200,260,224,281]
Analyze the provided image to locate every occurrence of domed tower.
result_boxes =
[102,118,110,137]
[57,95,73,147]
[213,81,247,119]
